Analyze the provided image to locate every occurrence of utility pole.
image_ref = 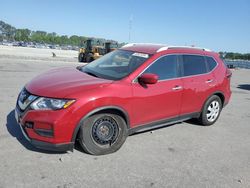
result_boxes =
[129,14,133,43]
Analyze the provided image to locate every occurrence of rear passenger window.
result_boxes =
[182,55,207,76]
[144,55,178,80]
[206,56,217,71]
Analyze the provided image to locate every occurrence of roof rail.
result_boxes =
[121,43,135,48]
[122,43,167,48]
[122,43,212,52]
[157,46,212,52]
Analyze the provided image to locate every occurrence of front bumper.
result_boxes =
[30,139,74,152]
[15,107,74,152]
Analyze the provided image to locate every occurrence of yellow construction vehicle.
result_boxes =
[78,39,117,63]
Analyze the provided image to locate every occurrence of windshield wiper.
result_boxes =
[84,71,99,78]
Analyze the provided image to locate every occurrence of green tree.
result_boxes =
[0,20,123,48]
[69,35,80,46]
[46,32,57,44]
[30,31,47,43]
[14,29,31,41]
[0,20,16,41]
[60,35,69,45]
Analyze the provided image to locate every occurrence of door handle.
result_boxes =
[172,86,182,91]
[205,79,213,83]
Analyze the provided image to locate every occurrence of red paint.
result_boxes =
[17,45,232,146]
[138,73,158,84]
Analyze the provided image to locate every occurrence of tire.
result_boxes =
[78,113,128,155]
[198,95,222,126]
[86,54,94,63]
[78,53,85,62]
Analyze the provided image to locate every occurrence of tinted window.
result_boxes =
[144,55,178,80]
[182,55,207,76]
[206,56,217,71]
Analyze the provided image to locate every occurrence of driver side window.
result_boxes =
[144,55,179,80]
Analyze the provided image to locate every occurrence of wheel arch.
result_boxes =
[201,91,225,112]
[71,106,130,142]
[212,91,225,106]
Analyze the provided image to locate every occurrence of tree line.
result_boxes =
[219,52,250,61]
[0,20,118,47]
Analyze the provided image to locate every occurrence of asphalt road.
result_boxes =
[0,54,249,188]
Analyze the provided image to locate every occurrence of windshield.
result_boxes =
[80,50,150,80]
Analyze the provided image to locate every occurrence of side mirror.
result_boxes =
[138,73,158,84]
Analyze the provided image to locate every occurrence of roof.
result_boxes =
[121,43,212,54]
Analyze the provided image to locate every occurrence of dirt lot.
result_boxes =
[0,46,249,188]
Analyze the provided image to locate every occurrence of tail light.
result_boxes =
[226,68,232,79]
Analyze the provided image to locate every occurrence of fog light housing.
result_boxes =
[33,122,54,137]
[35,129,54,137]
[25,121,34,129]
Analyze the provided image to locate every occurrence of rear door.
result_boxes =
[180,54,216,115]
[131,55,183,126]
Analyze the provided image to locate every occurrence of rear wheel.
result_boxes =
[86,54,94,63]
[78,113,128,155]
[198,95,222,126]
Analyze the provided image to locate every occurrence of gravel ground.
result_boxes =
[0,46,249,188]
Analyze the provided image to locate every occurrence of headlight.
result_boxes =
[30,97,75,110]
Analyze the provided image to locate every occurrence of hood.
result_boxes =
[25,67,113,98]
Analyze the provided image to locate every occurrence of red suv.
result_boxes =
[15,44,232,155]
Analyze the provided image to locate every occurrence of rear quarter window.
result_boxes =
[182,55,207,76]
[206,56,217,71]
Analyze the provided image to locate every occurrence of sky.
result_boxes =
[0,0,250,53]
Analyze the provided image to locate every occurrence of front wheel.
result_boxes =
[78,113,128,155]
[78,53,85,62]
[198,95,222,126]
